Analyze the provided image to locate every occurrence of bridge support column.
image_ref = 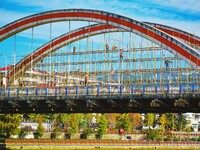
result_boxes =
[8,100,19,107]
[65,100,75,109]
[129,99,141,107]
[86,99,98,107]
[174,98,189,107]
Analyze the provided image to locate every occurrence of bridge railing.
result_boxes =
[0,83,199,98]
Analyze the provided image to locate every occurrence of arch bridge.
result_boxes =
[0,9,199,113]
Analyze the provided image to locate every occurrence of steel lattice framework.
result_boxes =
[0,9,199,113]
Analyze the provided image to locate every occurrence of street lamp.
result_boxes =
[0,54,7,90]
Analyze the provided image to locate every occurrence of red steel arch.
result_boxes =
[8,24,122,82]
[144,22,200,46]
[1,11,200,46]
[8,24,200,83]
[0,9,199,68]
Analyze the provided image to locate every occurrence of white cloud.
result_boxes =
[0,0,199,41]
[153,0,200,13]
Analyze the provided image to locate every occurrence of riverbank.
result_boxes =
[5,145,200,150]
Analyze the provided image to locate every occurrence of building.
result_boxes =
[184,113,200,132]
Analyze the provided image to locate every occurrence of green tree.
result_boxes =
[176,113,187,141]
[146,129,162,141]
[35,115,45,139]
[116,114,132,132]
[19,126,31,139]
[68,114,82,134]
[143,113,155,132]
[82,114,94,138]
[177,113,187,131]
[166,113,176,131]
[98,114,108,135]
[159,114,167,141]
[0,114,20,138]
[49,114,63,139]
[107,113,119,131]
[129,113,142,130]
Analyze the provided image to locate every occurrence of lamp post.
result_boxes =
[0,54,7,90]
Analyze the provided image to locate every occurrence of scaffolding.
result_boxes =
[0,22,199,95]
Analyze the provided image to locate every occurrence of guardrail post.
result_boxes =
[192,83,195,93]
[0,88,2,96]
[179,84,182,94]
[86,86,89,95]
[167,83,170,94]
[155,84,158,94]
[97,85,100,95]
[45,88,48,96]
[131,84,134,94]
[8,88,10,97]
[26,88,28,96]
[143,85,146,94]
[108,85,111,95]
[76,86,78,95]
[55,87,58,96]
[35,87,38,96]
[119,85,123,95]
[17,88,19,97]
[65,86,68,95]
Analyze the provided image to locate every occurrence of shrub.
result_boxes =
[145,129,162,141]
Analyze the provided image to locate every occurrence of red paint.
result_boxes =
[3,11,199,81]
[156,27,200,45]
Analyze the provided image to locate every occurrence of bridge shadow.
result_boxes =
[0,144,6,150]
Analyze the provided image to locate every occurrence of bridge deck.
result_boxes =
[0,93,199,113]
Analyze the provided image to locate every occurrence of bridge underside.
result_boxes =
[0,94,199,113]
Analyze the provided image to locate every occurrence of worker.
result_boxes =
[40,57,43,64]
[165,59,171,70]
[84,76,88,86]
[120,49,123,61]
[112,45,117,51]
[188,74,192,82]
[73,45,76,54]
[105,44,109,52]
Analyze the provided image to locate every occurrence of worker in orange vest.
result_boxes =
[105,44,109,52]
[112,45,117,51]
[85,76,88,86]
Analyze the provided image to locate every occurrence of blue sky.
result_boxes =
[0,0,200,27]
[0,0,200,65]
